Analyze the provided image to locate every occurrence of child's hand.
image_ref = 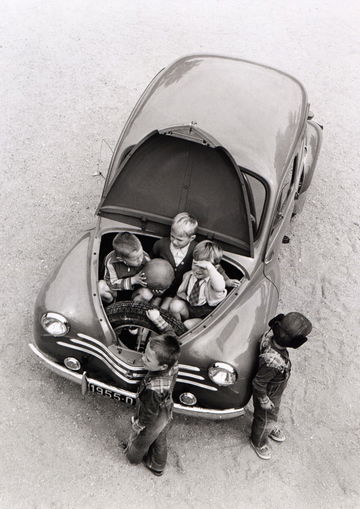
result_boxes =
[152,288,165,296]
[131,272,147,287]
[260,399,275,410]
[226,278,241,288]
[146,309,161,321]
[131,417,145,433]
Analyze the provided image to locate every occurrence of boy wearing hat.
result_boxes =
[250,312,312,460]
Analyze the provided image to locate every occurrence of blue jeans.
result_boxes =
[251,379,288,447]
[125,407,171,473]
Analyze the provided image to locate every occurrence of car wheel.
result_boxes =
[105,300,187,337]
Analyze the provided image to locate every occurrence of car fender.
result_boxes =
[176,266,279,408]
[34,231,105,341]
[180,262,279,378]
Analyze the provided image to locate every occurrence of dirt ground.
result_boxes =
[1,1,359,508]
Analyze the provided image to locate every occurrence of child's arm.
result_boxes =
[135,390,163,429]
[108,272,147,291]
[252,361,277,409]
[105,255,146,290]
[175,272,191,301]
[216,264,241,288]
[194,260,225,292]
[146,309,174,333]
[130,272,147,288]
[225,278,241,288]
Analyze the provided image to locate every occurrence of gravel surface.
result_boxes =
[1,1,359,508]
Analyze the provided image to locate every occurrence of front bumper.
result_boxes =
[29,342,245,420]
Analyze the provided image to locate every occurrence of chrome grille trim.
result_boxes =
[178,371,204,381]
[70,338,143,378]
[176,378,217,391]
[56,341,140,385]
[178,363,200,372]
[77,333,145,371]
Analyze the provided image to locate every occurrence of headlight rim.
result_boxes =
[208,361,237,387]
[40,312,70,337]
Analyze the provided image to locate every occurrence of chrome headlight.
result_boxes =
[208,362,237,386]
[40,312,69,336]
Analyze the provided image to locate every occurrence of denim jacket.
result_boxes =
[252,332,291,404]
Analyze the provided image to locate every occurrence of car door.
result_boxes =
[264,154,301,267]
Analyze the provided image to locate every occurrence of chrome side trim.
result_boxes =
[77,333,145,371]
[29,343,244,420]
[29,343,137,398]
[178,364,200,372]
[77,335,202,378]
[71,339,130,375]
[70,338,144,378]
[56,342,139,385]
[29,342,83,383]
[178,371,204,381]
[176,377,217,391]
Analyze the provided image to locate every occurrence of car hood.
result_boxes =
[98,129,254,257]
[104,55,307,187]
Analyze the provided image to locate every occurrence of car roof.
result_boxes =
[114,54,308,186]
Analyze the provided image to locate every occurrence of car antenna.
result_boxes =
[93,139,113,178]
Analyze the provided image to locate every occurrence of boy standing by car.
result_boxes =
[125,309,180,476]
[169,240,227,330]
[98,232,149,303]
[250,312,312,460]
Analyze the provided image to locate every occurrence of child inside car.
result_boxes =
[151,212,198,309]
[151,212,240,310]
[98,232,149,304]
[168,240,227,330]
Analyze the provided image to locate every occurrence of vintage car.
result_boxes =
[30,55,322,419]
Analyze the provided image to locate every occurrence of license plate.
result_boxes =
[88,383,136,406]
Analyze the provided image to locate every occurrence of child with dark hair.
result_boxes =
[250,312,312,460]
[125,309,180,476]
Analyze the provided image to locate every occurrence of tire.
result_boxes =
[105,300,187,337]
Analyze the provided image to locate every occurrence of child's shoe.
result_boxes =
[250,440,271,460]
[120,441,128,451]
[143,458,164,476]
[269,426,286,442]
